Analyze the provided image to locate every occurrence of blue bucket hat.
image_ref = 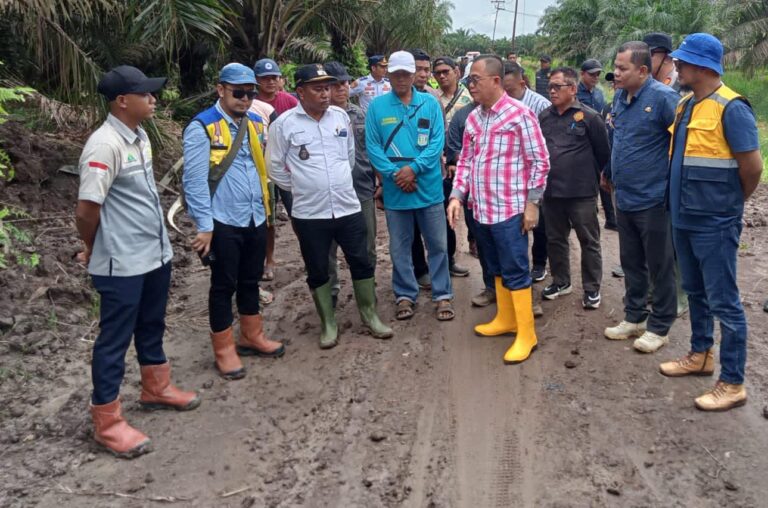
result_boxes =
[253,58,282,77]
[219,63,257,85]
[670,33,723,75]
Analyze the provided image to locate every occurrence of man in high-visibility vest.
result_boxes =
[183,63,285,381]
[659,34,763,411]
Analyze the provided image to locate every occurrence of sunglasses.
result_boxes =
[466,75,492,86]
[433,69,452,77]
[226,87,258,100]
[547,83,572,91]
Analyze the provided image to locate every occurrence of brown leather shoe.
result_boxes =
[659,349,714,377]
[695,381,747,412]
[237,314,285,358]
[91,398,151,459]
[139,362,201,411]
[211,327,245,380]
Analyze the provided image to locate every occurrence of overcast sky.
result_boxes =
[450,0,557,37]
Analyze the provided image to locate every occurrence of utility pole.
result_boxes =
[491,0,505,45]
[511,0,520,51]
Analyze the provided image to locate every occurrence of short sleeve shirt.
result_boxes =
[78,114,172,276]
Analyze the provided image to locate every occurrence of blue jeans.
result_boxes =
[385,203,453,302]
[464,203,494,291]
[91,262,171,405]
[673,224,747,384]
[474,214,531,290]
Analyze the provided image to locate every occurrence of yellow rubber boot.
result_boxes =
[474,277,517,336]
[503,287,538,364]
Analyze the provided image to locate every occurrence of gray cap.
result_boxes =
[581,59,602,73]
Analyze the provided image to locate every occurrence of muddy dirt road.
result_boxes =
[2,175,768,507]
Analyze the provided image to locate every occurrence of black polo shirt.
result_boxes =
[538,101,611,199]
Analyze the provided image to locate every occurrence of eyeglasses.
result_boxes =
[226,87,258,100]
[433,69,452,77]
[547,83,572,91]
[673,59,687,70]
[466,75,492,86]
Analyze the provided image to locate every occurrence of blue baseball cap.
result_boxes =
[253,58,282,77]
[670,33,723,75]
[219,63,257,85]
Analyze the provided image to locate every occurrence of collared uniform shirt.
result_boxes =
[78,114,172,277]
[453,94,550,225]
[365,87,445,211]
[538,102,611,199]
[437,84,474,123]
[346,102,376,201]
[576,82,606,115]
[520,87,552,116]
[267,103,360,220]
[183,102,267,232]
[608,78,679,212]
[350,74,392,112]
[535,68,551,97]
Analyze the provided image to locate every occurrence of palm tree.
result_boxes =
[721,0,768,71]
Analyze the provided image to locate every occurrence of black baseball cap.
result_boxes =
[410,49,431,62]
[97,65,167,101]
[643,32,673,53]
[539,55,552,63]
[581,59,603,73]
[294,64,338,87]
[324,61,352,81]
[432,56,456,69]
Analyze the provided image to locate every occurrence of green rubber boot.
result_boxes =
[352,278,394,339]
[311,282,338,349]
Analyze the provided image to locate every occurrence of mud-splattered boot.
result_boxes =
[91,398,151,459]
[352,278,393,339]
[139,362,201,411]
[237,314,285,357]
[311,281,339,349]
[210,327,245,380]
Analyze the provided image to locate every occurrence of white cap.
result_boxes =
[388,51,416,73]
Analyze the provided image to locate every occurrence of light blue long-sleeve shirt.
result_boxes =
[365,87,445,210]
[182,102,266,232]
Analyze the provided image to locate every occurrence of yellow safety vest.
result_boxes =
[669,84,746,217]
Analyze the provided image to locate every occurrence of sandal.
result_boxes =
[395,300,415,320]
[262,266,275,281]
[436,300,455,321]
[260,289,274,306]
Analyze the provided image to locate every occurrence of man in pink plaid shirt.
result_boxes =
[447,54,550,365]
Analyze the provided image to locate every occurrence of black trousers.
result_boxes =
[293,212,373,289]
[600,188,617,226]
[531,204,547,269]
[544,197,602,292]
[209,219,266,332]
[617,204,677,335]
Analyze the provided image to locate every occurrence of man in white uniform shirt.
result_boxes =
[268,65,393,349]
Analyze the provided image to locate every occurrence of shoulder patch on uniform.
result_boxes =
[381,117,398,125]
[88,161,109,171]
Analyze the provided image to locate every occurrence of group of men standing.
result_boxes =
[74,32,761,459]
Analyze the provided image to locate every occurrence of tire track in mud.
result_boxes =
[443,273,529,508]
